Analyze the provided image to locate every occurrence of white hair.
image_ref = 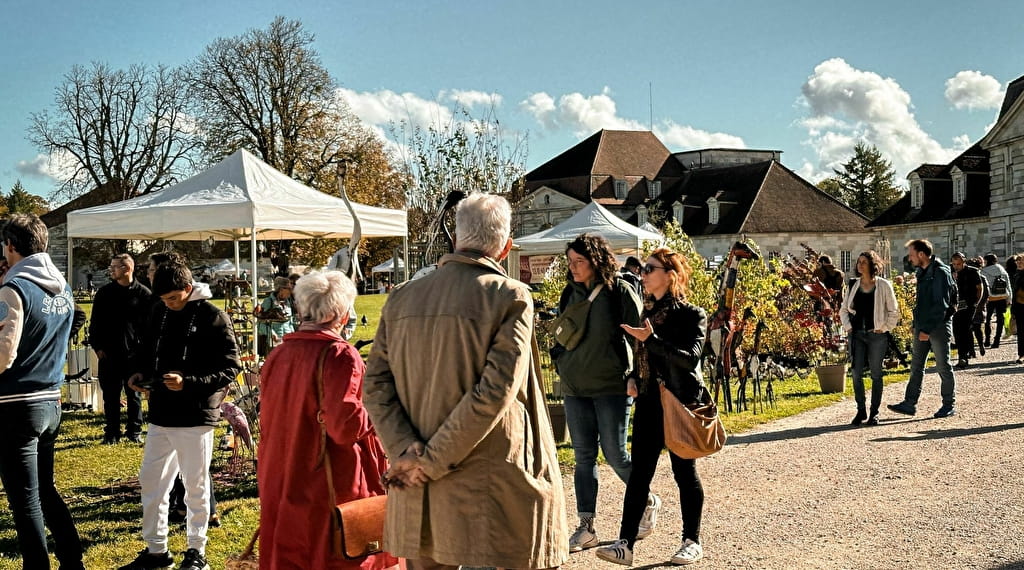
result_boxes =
[293,271,357,325]
[454,193,511,257]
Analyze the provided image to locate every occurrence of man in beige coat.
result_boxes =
[364,193,568,570]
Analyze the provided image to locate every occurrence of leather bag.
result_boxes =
[313,346,388,560]
[552,284,603,350]
[659,384,726,459]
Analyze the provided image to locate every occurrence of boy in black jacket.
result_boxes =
[120,261,240,570]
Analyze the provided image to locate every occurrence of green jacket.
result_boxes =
[554,278,642,397]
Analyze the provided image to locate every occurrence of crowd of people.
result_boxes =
[0,201,1009,569]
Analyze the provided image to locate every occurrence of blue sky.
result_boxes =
[2,0,1023,204]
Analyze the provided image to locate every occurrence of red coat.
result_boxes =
[258,329,396,570]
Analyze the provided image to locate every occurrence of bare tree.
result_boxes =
[188,16,363,185]
[27,62,199,201]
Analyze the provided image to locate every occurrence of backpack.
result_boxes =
[944,270,959,321]
[992,274,1009,297]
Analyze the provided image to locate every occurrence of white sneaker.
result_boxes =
[671,539,703,565]
[569,522,599,552]
[595,539,633,566]
[636,494,662,539]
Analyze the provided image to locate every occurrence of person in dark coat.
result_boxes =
[89,253,151,444]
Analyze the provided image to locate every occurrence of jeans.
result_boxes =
[850,331,888,414]
[952,308,975,360]
[618,389,702,547]
[564,394,632,516]
[0,399,83,569]
[98,357,143,438]
[904,323,956,408]
[985,298,1007,344]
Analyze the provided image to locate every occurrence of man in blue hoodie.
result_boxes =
[888,239,958,418]
[0,214,84,569]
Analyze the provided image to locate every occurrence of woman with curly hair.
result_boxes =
[840,250,900,425]
[551,233,645,551]
[595,247,709,566]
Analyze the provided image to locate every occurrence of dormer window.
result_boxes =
[614,179,628,199]
[647,180,661,200]
[952,171,965,205]
[543,194,551,206]
[910,178,923,209]
[672,201,684,224]
[637,205,648,226]
[707,197,720,225]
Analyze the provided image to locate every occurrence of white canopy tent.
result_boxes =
[66,148,408,352]
[515,201,663,255]
[371,258,405,274]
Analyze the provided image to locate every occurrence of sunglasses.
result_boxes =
[642,263,666,274]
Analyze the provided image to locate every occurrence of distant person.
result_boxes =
[364,193,567,569]
[967,256,989,358]
[90,254,151,444]
[0,214,85,569]
[1011,255,1024,364]
[813,255,845,306]
[888,239,958,418]
[619,256,643,294]
[257,277,296,356]
[949,252,982,369]
[982,253,1010,348]
[839,251,900,426]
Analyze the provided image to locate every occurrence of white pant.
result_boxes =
[139,424,214,553]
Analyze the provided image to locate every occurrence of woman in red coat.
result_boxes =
[258,271,398,570]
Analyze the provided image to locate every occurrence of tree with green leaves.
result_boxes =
[817,142,902,219]
[3,181,49,216]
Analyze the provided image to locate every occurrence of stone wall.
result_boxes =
[872,218,991,272]
[692,231,877,273]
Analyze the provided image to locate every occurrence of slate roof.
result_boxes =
[40,183,124,228]
[867,143,990,228]
[999,74,1024,121]
[653,160,869,235]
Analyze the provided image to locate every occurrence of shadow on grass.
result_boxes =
[727,417,933,445]
[871,422,1024,442]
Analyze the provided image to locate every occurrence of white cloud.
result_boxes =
[797,58,959,182]
[944,70,1004,111]
[439,89,503,109]
[15,151,81,184]
[521,87,745,150]
[336,87,454,132]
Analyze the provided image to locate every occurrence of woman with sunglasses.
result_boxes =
[595,247,708,566]
[552,234,644,552]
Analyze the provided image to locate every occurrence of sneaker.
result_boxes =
[636,494,662,539]
[126,434,144,444]
[933,405,957,418]
[118,549,174,570]
[178,549,210,570]
[595,539,633,566]
[568,522,600,552]
[208,513,221,528]
[671,539,703,565]
[887,402,916,416]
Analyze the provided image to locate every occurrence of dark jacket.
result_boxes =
[640,295,707,405]
[914,256,955,334]
[89,279,152,359]
[554,277,642,397]
[133,296,240,427]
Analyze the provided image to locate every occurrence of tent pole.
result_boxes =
[250,230,258,356]
[403,236,409,282]
[67,235,74,290]
[234,239,241,278]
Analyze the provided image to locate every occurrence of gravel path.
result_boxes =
[560,342,1024,570]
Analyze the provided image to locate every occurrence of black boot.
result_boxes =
[851,410,867,425]
[866,409,879,425]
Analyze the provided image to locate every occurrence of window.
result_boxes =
[637,205,648,226]
[647,180,661,200]
[840,251,852,273]
[910,178,923,208]
[707,197,720,225]
[614,179,628,199]
[952,170,965,204]
[543,194,551,205]
[672,201,684,224]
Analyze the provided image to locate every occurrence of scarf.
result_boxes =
[635,293,683,394]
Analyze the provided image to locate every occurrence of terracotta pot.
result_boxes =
[546,402,567,443]
[815,364,847,394]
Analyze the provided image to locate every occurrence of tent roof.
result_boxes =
[515,201,663,255]
[371,258,405,273]
[66,149,407,240]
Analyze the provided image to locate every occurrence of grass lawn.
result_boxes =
[1,292,909,568]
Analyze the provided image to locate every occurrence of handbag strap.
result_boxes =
[240,527,260,560]
[313,345,338,508]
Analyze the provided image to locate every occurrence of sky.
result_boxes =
[2,0,1023,204]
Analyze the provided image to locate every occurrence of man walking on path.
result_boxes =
[0,214,85,569]
[364,193,567,570]
[90,253,151,444]
[889,239,958,418]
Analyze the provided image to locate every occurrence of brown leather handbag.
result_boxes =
[660,384,727,459]
[314,346,389,560]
